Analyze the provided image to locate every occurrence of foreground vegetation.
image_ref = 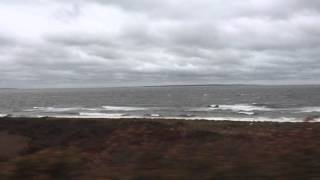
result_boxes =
[1,117,320,179]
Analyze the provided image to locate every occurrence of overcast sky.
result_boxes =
[0,0,320,88]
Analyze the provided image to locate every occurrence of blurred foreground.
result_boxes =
[1,117,320,179]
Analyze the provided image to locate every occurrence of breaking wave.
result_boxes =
[79,112,126,118]
[102,106,147,111]
[25,107,81,112]
[238,111,255,116]
[0,113,7,117]
[298,107,320,113]
[209,104,272,112]
[24,106,115,113]
[144,113,161,117]
[3,112,319,122]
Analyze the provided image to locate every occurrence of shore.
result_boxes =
[1,117,320,179]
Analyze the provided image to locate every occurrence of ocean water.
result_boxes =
[0,85,320,122]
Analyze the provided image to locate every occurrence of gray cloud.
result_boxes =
[0,0,320,88]
[0,34,16,48]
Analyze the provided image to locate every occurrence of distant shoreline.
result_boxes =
[1,83,320,90]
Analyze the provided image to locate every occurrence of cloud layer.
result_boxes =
[0,0,320,88]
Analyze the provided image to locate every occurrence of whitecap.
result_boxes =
[25,107,81,112]
[179,114,195,117]
[81,108,102,111]
[165,116,301,122]
[238,111,255,116]
[79,112,126,118]
[210,104,272,112]
[17,113,312,122]
[102,105,147,111]
[0,113,7,117]
[150,114,161,117]
[129,116,300,122]
[188,107,212,112]
[298,107,320,113]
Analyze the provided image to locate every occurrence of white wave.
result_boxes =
[179,114,195,117]
[313,118,320,122]
[13,113,315,122]
[163,116,302,122]
[0,113,7,117]
[115,116,301,122]
[25,107,81,112]
[102,105,147,111]
[68,114,304,122]
[238,111,255,116]
[53,112,132,119]
[0,114,46,118]
[23,105,148,114]
[298,107,320,113]
[79,112,125,118]
[188,107,212,112]
[81,108,102,111]
[145,114,161,117]
[210,104,272,112]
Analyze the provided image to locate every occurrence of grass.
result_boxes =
[0,117,320,179]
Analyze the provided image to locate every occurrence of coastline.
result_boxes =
[0,114,318,122]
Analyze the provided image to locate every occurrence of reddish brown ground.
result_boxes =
[0,117,320,180]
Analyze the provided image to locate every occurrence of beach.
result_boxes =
[1,117,320,179]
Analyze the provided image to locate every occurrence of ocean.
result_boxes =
[0,85,320,122]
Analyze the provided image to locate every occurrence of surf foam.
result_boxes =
[298,107,320,113]
[5,113,316,122]
[102,106,147,111]
[238,111,255,116]
[210,104,272,112]
[26,107,81,112]
[0,113,7,117]
[79,112,125,118]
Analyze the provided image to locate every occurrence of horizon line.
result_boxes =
[1,83,320,90]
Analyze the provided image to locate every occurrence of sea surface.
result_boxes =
[0,85,320,122]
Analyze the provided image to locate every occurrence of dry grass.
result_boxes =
[1,117,320,179]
